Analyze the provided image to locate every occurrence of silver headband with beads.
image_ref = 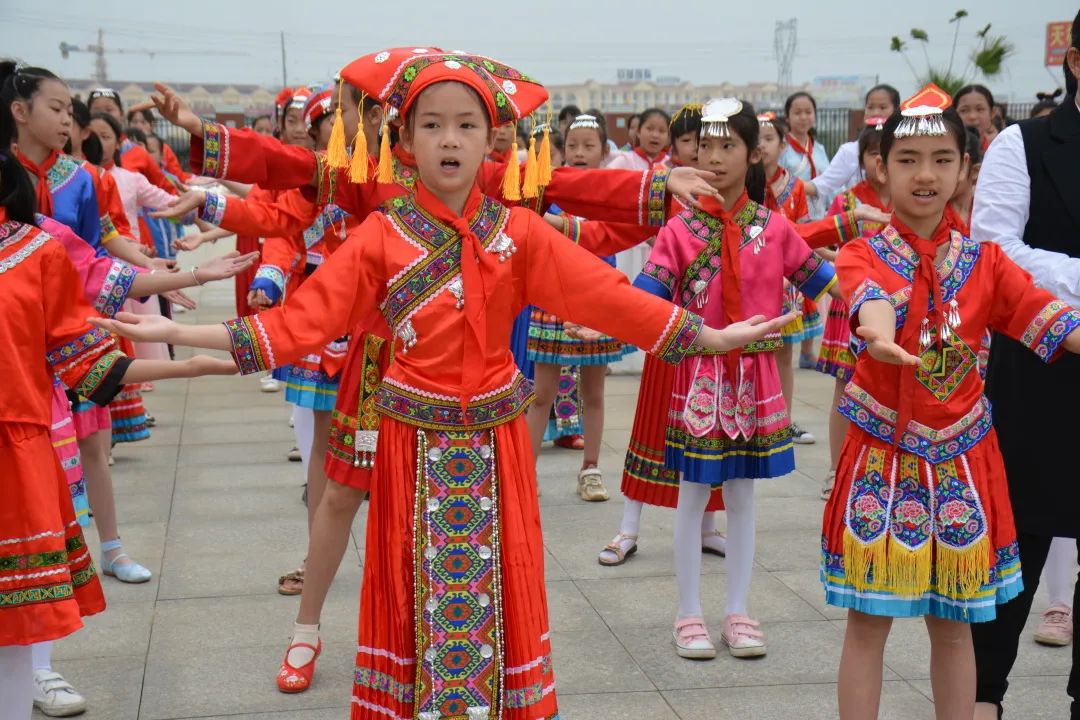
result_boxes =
[893,105,947,139]
[700,98,743,138]
[568,114,600,131]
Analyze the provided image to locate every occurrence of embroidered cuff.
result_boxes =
[835,210,860,245]
[848,280,892,321]
[96,260,138,318]
[80,354,131,406]
[199,192,227,225]
[634,262,675,300]
[250,267,284,305]
[651,307,703,364]
[196,120,228,178]
[224,316,275,374]
[563,216,582,243]
[790,254,835,300]
[47,328,113,368]
[1023,301,1080,362]
[99,213,120,244]
[647,166,670,227]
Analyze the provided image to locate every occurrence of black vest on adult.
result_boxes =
[985,98,1080,538]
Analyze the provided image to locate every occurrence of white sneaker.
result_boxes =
[260,376,281,393]
[33,669,87,717]
[790,423,815,445]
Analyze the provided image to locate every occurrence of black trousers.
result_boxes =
[972,531,1080,718]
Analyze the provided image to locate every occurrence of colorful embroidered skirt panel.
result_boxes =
[325,333,389,490]
[621,354,724,510]
[543,366,582,441]
[816,299,856,381]
[780,290,824,344]
[109,386,150,443]
[0,423,105,646]
[820,426,1021,622]
[351,416,558,720]
[526,309,631,366]
[665,353,794,485]
[50,382,88,527]
[286,352,340,412]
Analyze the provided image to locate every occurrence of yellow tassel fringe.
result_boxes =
[502,140,521,201]
[537,125,552,186]
[376,114,393,184]
[522,136,539,199]
[326,78,349,169]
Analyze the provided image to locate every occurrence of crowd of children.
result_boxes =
[3,16,1080,720]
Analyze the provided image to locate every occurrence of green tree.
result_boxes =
[889,9,1014,95]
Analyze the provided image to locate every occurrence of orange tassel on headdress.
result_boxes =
[348,93,370,183]
[501,124,521,201]
[376,107,393,183]
[326,78,349,169]
[537,124,552,187]
[522,135,539,199]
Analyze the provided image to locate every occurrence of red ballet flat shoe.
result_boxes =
[553,434,585,450]
[276,640,321,693]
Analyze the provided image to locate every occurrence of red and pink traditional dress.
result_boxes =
[222,180,702,719]
[634,193,835,484]
[0,214,136,646]
[816,181,891,381]
[822,217,1080,621]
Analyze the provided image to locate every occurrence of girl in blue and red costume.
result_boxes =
[102,47,795,720]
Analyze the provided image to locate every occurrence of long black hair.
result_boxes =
[67,97,104,165]
[723,101,766,204]
[0,60,59,223]
[90,111,125,167]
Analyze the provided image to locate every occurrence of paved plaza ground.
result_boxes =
[42,243,1073,719]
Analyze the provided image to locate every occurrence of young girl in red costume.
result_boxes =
[757,111,823,445]
[102,48,794,720]
[816,118,892,502]
[821,86,1080,720]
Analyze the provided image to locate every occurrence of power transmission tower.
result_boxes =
[60,28,246,84]
[775,18,798,90]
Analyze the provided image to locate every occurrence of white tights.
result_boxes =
[618,498,721,538]
[291,405,315,474]
[31,640,51,670]
[675,477,755,618]
[0,644,32,720]
[1045,536,1079,608]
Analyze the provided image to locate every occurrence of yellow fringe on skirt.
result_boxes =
[842,530,991,600]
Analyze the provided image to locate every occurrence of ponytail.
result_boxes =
[745,162,766,205]
[0,60,41,223]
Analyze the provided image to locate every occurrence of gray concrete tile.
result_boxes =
[617,620,879,691]
[139,643,355,720]
[662,680,934,720]
[174,462,307,492]
[52,601,155,661]
[909,675,1071,719]
[576,572,822,630]
[556,691,678,719]
[41,654,144,720]
[178,441,296,466]
[182,420,297,445]
[550,627,655,695]
[546,580,605,632]
[178,709,349,720]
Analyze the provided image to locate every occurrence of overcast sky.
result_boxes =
[1,0,1075,103]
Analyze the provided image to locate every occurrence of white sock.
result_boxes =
[722,478,756,617]
[674,479,710,618]
[31,641,52,671]
[1045,536,1078,608]
[0,644,32,720]
[286,622,320,668]
[292,406,315,474]
[620,499,643,536]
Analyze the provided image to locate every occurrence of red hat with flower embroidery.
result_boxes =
[895,82,953,138]
[302,84,335,131]
[274,87,294,122]
[325,47,549,196]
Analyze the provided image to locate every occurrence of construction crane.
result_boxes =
[774,18,798,91]
[60,28,247,84]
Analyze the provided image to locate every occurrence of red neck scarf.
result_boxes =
[849,180,891,212]
[414,180,492,410]
[891,213,952,447]
[764,166,787,210]
[785,133,817,178]
[392,143,416,168]
[15,147,57,218]
[634,146,668,168]
[699,190,750,374]
[487,147,512,165]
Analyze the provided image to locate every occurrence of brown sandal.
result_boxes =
[278,568,304,596]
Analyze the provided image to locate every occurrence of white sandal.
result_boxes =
[598,532,638,566]
[577,467,609,502]
[821,470,836,501]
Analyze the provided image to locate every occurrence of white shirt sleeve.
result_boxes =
[808,141,859,197]
[973,123,1080,308]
